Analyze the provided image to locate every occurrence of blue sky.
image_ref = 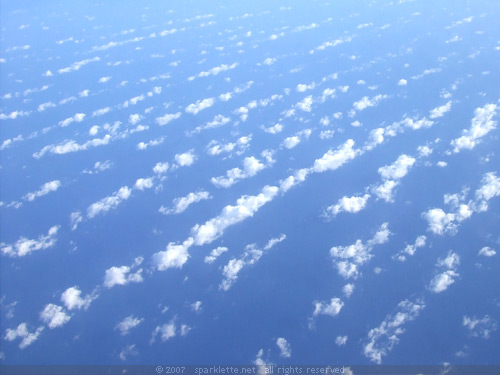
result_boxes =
[1,0,499,366]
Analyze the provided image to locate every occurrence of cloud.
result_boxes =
[92,107,111,117]
[175,150,197,167]
[352,94,388,112]
[282,129,311,149]
[330,223,391,279]
[33,134,112,158]
[59,113,86,127]
[156,112,181,126]
[310,36,352,54]
[119,344,138,361]
[137,136,165,150]
[206,135,251,156]
[378,154,416,180]
[296,96,313,112]
[61,286,96,311]
[204,246,229,264]
[98,76,111,83]
[191,185,279,246]
[153,162,170,175]
[450,103,497,153]
[325,194,370,217]
[1,225,60,257]
[474,172,500,211]
[58,57,100,74]
[23,180,61,202]
[40,304,71,329]
[4,323,44,349]
[276,338,291,358]
[279,168,310,193]
[185,97,215,114]
[159,191,211,215]
[115,316,144,335]
[152,238,194,271]
[189,62,238,80]
[364,299,425,364]
[313,139,359,173]
[220,235,286,291]
[87,186,132,219]
[312,298,344,317]
[335,336,348,346]
[189,114,231,134]
[263,123,283,134]
[37,101,56,112]
[103,257,144,288]
[134,178,154,191]
[423,208,457,236]
[429,101,452,119]
[463,315,498,339]
[398,79,407,86]
[211,156,267,188]
[428,251,460,293]
[394,235,427,261]
[478,247,496,257]
[151,321,176,343]
[342,284,355,298]
[191,301,202,312]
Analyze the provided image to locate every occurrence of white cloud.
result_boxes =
[137,136,165,150]
[353,94,388,112]
[59,113,86,127]
[23,180,61,202]
[296,95,313,112]
[92,107,111,117]
[211,156,267,188]
[450,103,497,153]
[58,57,100,74]
[115,316,144,335]
[263,123,283,134]
[103,257,144,288]
[394,235,427,261]
[206,135,251,156]
[364,299,425,364]
[4,323,44,349]
[153,162,169,175]
[313,139,359,173]
[191,185,279,246]
[37,101,56,112]
[134,178,154,191]
[160,191,211,215]
[220,235,285,291]
[119,344,138,361]
[372,180,399,203]
[98,76,111,83]
[378,154,416,180]
[33,134,112,158]
[263,57,277,65]
[429,251,460,293]
[423,208,457,235]
[429,101,452,119]
[87,186,132,219]
[156,112,181,126]
[398,79,407,86]
[478,247,496,257]
[312,298,344,317]
[175,150,197,167]
[61,286,96,311]
[129,114,142,125]
[276,338,291,358]
[330,223,390,279]
[204,246,229,264]
[185,97,215,114]
[325,194,370,217]
[40,304,71,329]
[192,62,238,80]
[474,172,500,211]
[296,83,315,92]
[335,336,348,346]
[463,315,498,339]
[151,321,176,343]
[279,168,309,193]
[342,284,355,298]
[310,36,352,54]
[191,301,202,312]
[1,225,60,257]
[152,238,194,271]
[189,114,231,134]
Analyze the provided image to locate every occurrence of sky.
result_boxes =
[1,0,500,367]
